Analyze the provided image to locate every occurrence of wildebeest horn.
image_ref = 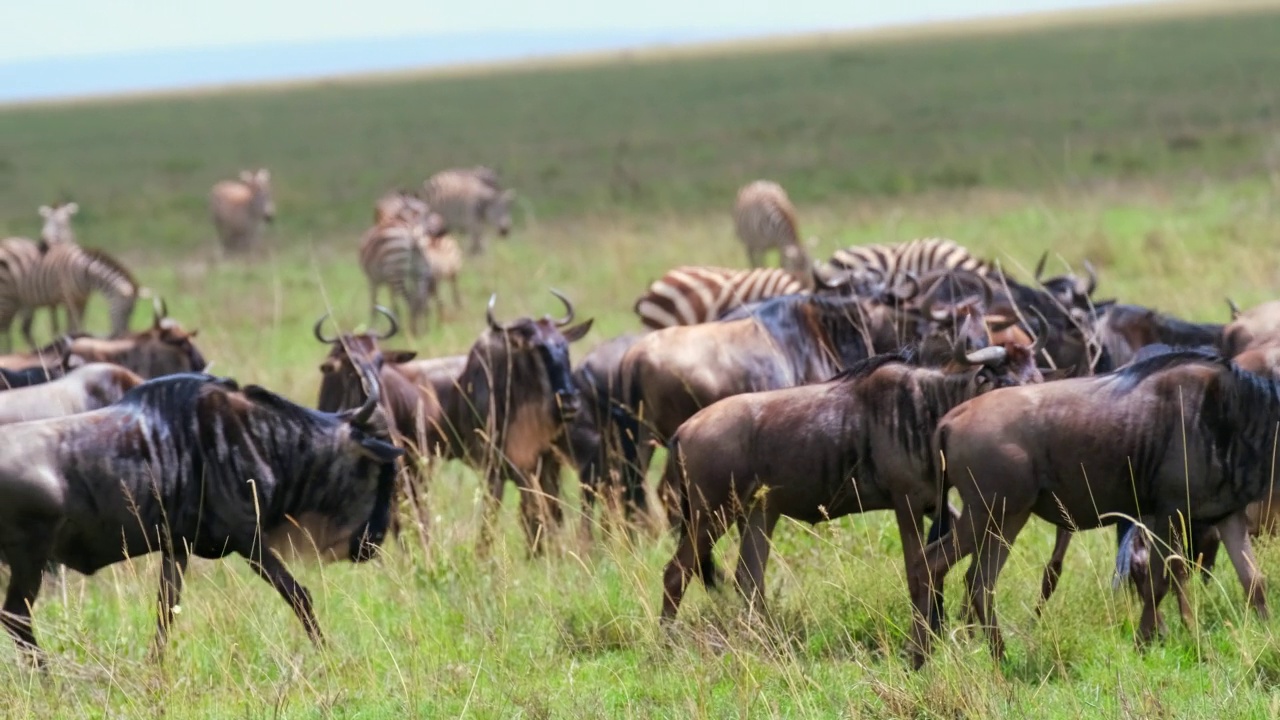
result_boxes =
[1029,307,1049,356]
[964,345,1009,366]
[350,358,382,427]
[549,288,575,327]
[1078,260,1098,296]
[151,296,168,325]
[1227,297,1242,320]
[371,305,399,340]
[486,294,505,332]
[1034,251,1048,282]
[313,312,338,344]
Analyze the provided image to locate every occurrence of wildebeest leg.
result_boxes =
[911,511,977,669]
[734,507,780,618]
[153,544,190,658]
[2,535,52,667]
[1035,527,1073,618]
[1217,510,1269,620]
[661,521,721,620]
[246,552,323,646]
[967,509,1031,662]
[895,499,941,640]
[1136,520,1175,645]
[477,468,506,559]
[517,454,564,557]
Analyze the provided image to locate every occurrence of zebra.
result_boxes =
[825,237,995,294]
[209,168,275,255]
[359,217,435,335]
[419,232,463,321]
[733,180,810,269]
[0,238,141,351]
[422,169,515,257]
[38,202,79,246]
[633,266,808,330]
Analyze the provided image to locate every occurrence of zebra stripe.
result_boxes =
[0,238,139,349]
[634,266,806,330]
[733,180,802,268]
[828,237,993,287]
[359,219,435,334]
[422,169,514,257]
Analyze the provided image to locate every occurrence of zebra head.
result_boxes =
[38,202,78,245]
[486,189,515,237]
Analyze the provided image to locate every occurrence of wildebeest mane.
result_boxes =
[1107,347,1225,394]
[115,373,238,413]
[829,347,919,383]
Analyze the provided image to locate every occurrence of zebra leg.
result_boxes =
[20,310,38,350]
[450,277,462,310]
[468,228,483,257]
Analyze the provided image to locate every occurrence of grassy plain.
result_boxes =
[5,2,1280,717]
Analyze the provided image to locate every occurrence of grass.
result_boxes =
[4,2,1280,717]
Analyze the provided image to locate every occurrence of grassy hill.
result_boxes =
[5,3,1280,717]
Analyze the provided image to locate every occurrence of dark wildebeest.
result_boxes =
[0,366,401,667]
[0,362,142,425]
[61,299,208,378]
[1092,302,1226,368]
[454,291,593,556]
[659,336,1045,625]
[556,332,649,542]
[1223,298,1280,357]
[0,364,64,389]
[911,348,1273,668]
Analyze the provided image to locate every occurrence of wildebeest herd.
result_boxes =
[1,169,1278,672]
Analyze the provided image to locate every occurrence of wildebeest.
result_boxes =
[210,168,276,255]
[911,348,1273,667]
[0,364,63,389]
[0,363,142,425]
[62,299,208,378]
[0,367,401,665]
[454,291,592,555]
[1223,298,1280,356]
[1092,302,1225,367]
[659,337,1044,624]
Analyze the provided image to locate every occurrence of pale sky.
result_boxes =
[2,0,1145,63]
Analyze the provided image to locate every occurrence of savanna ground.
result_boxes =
[6,2,1280,716]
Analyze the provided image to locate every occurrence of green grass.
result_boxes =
[5,3,1280,717]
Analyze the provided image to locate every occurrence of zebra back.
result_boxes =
[360,220,434,302]
[733,181,801,258]
[634,266,806,330]
[828,237,993,287]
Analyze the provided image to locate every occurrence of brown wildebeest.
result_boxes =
[911,348,1274,668]
[658,338,1045,625]
[1223,298,1280,356]
[1092,302,1226,368]
[453,291,592,556]
[62,298,207,378]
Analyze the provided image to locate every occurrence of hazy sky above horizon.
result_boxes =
[3,0,1147,63]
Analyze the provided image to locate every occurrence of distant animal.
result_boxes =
[733,180,810,269]
[0,369,401,667]
[826,238,995,293]
[62,298,207,378]
[209,168,275,255]
[38,202,78,246]
[423,169,515,256]
[633,266,808,330]
[359,217,435,335]
[659,340,1043,624]
[910,348,1273,668]
[0,363,142,426]
[420,233,464,320]
[373,189,430,225]
[0,237,141,351]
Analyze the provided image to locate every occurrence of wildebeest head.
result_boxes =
[314,306,414,413]
[240,168,275,223]
[486,189,515,237]
[942,327,1046,388]
[63,298,208,378]
[1032,251,1098,312]
[476,290,593,422]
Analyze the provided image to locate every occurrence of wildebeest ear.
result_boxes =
[358,435,404,463]
[385,350,418,363]
[561,319,593,343]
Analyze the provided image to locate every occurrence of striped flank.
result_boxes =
[828,237,994,287]
[634,266,806,330]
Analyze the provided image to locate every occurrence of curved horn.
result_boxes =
[1079,260,1098,296]
[313,312,338,344]
[486,294,504,332]
[1029,307,1049,356]
[1227,297,1242,320]
[549,288,575,327]
[350,358,382,427]
[151,296,168,321]
[1034,251,1048,282]
[371,305,399,340]
[964,345,1008,366]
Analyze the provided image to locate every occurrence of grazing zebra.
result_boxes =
[209,168,275,255]
[634,266,807,330]
[733,180,808,269]
[422,169,515,256]
[0,238,140,351]
[359,218,435,335]
[38,202,78,246]
[826,237,994,291]
[420,232,463,320]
